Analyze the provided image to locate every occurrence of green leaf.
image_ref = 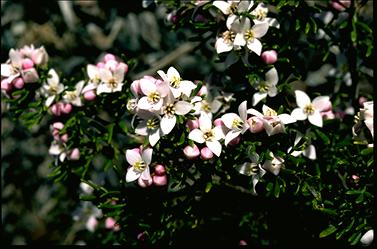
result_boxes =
[205,182,212,193]
[274,180,280,198]
[316,129,330,145]
[80,194,97,201]
[360,147,373,155]
[319,225,337,238]
[107,123,115,144]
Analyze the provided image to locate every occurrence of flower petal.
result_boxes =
[140,78,156,95]
[291,108,307,120]
[295,90,311,108]
[312,96,331,112]
[96,83,111,95]
[188,129,205,144]
[221,113,240,129]
[87,64,99,80]
[238,100,248,121]
[126,149,142,165]
[308,111,323,127]
[247,39,262,56]
[252,23,269,38]
[161,115,176,135]
[137,96,153,110]
[47,69,59,85]
[199,112,212,131]
[213,126,225,140]
[215,38,233,54]
[252,92,268,106]
[175,101,193,115]
[206,140,222,157]
[213,1,231,14]
[142,148,153,165]
[247,108,263,117]
[278,114,296,124]
[303,145,316,160]
[265,67,278,86]
[224,130,241,146]
[167,67,180,82]
[126,167,141,182]
[149,129,161,146]
[234,33,246,47]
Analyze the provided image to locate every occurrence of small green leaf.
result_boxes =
[274,181,280,198]
[319,225,337,238]
[205,182,212,193]
[360,147,373,155]
[80,194,97,201]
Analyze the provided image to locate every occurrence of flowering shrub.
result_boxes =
[1,0,374,247]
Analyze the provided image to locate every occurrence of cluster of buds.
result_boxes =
[48,122,80,162]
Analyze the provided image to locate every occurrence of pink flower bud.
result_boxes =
[69,148,80,160]
[154,164,166,176]
[321,110,335,120]
[86,216,98,232]
[61,103,72,114]
[228,135,241,146]
[239,240,248,246]
[60,133,69,143]
[247,116,264,133]
[331,0,351,11]
[52,129,60,141]
[131,80,142,96]
[153,174,168,186]
[22,68,39,83]
[53,122,64,130]
[105,60,117,71]
[96,62,105,68]
[138,176,153,188]
[1,79,12,92]
[213,118,224,127]
[117,62,128,73]
[50,103,62,116]
[351,175,360,181]
[137,232,146,241]
[13,77,25,89]
[22,58,34,69]
[261,50,278,64]
[197,85,208,96]
[183,144,200,160]
[31,46,48,65]
[104,53,116,62]
[358,96,368,107]
[186,119,199,131]
[131,148,141,155]
[105,217,120,231]
[83,90,96,101]
[200,147,213,160]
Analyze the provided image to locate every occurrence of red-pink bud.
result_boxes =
[200,147,213,160]
[22,68,39,83]
[330,0,351,11]
[61,103,72,114]
[154,164,166,176]
[228,135,241,146]
[117,62,128,73]
[358,96,368,107]
[104,53,116,62]
[247,116,264,133]
[261,50,278,64]
[1,79,12,92]
[69,148,80,160]
[130,80,142,96]
[153,174,168,186]
[13,77,25,89]
[50,103,62,116]
[96,62,105,68]
[22,58,34,69]
[52,122,64,130]
[83,90,96,101]
[52,129,60,141]
[60,133,69,143]
[138,176,153,188]
[197,85,208,96]
[105,217,120,231]
[183,144,200,160]
[239,240,248,246]
[186,119,199,131]
[213,118,224,127]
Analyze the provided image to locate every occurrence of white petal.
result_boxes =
[126,167,141,182]
[49,143,63,155]
[99,68,112,82]
[188,129,205,144]
[267,17,280,29]
[114,66,125,83]
[149,129,161,146]
[290,150,303,157]
[213,1,231,14]
[291,108,307,120]
[213,126,225,140]
[45,96,55,107]
[87,64,99,79]
[47,69,59,85]
[135,123,148,136]
[252,23,269,38]
[308,111,323,127]
[226,14,238,29]
[140,78,156,95]
[142,148,153,165]
[96,84,111,95]
[268,85,278,97]
[59,153,67,162]
[180,80,196,97]
[224,130,241,146]
[161,115,176,135]
[238,100,248,121]
[303,145,316,160]
[215,38,233,54]
[295,90,311,108]
[199,112,212,131]
[126,149,142,165]
[175,101,193,115]
[234,33,246,47]
[247,39,262,56]
[140,166,152,181]
[221,113,240,129]
[167,67,180,81]
[247,108,263,117]
[1,64,12,77]
[278,114,296,124]
[71,97,83,107]
[360,229,374,246]
[137,97,153,110]
[312,96,330,112]
[75,80,85,94]
[235,163,253,176]
[206,140,222,157]
[251,166,266,195]
[157,70,168,83]
[252,92,267,106]
[265,67,278,85]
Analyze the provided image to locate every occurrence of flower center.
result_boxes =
[48,84,58,95]
[147,92,161,104]
[223,30,235,44]
[201,100,211,113]
[134,160,146,172]
[264,108,277,117]
[254,9,267,21]
[107,78,118,89]
[65,91,77,100]
[232,118,244,130]
[257,82,269,93]
[127,99,137,111]
[304,104,315,115]
[170,76,181,88]
[244,29,255,42]
[203,130,215,141]
[163,103,176,117]
[228,3,238,14]
[146,118,159,130]
[247,163,260,176]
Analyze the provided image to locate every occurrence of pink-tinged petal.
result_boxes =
[142,148,153,165]
[126,149,142,165]
[252,92,268,106]
[247,108,263,118]
[295,90,311,108]
[278,114,296,124]
[213,126,225,140]
[221,113,240,129]
[113,66,125,83]
[308,111,323,127]
[135,123,148,136]
[238,100,248,121]
[49,143,63,155]
[161,115,176,135]
[140,166,152,181]
[47,69,59,85]
[252,23,269,38]
[312,96,331,112]
[199,112,212,131]
[82,83,97,93]
[157,70,169,82]
[175,101,193,115]
[225,130,241,146]
[1,64,12,77]
[234,33,246,47]
[126,167,141,182]
[99,68,112,82]
[251,166,266,195]
[137,96,153,110]
[268,85,278,97]
[96,84,111,95]
[265,67,278,86]
[206,140,222,157]
[188,129,205,144]
[180,80,196,97]
[226,14,238,29]
[140,78,156,95]
[215,38,233,54]
[303,145,316,160]
[9,49,23,66]
[247,39,262,56]
[149,129,161,147]
[213,1,231,14]
[291,108,307,120]
[87,64,99,79]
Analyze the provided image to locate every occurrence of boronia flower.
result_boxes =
[39,69,65,107]
[213,0,254,29]
[262,152,284,176]
[157,67,196,98]
[235,152,266,195]
[287,131,317,160]
[221,101,249,146]
[134,110,163,147]
[138,77,169,112]
[125,147,153,182]
[188,112,225,157]
[251,3,280,29]
[96,64,126,94]
[252,67,279,106]
[62,80,85,107]
[291,90,330,127]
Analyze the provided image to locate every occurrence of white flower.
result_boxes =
[262,152,284,176]
[233,17,269,56]
[188,112,225,157]
[235,152,266,195]
[360,229,374,246]
[287,132,317,160]
[134,110,164,147]
[157,67,196,98]
[49,140,67,162]
[40,69,65,107]
[87,64,101,85]
[215,29,238,54]
[221,101,249,145]
[137,77,169,112]
[191,96,222,119]
[291,90,330,127]
[1,49,23,83]
[251,3,280,29]
[213,0,254,29]
[125,148,153,182]
[252,67,279,106]
[160,95,193,135]
[96,66,125,94]
[62,80,85,106]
